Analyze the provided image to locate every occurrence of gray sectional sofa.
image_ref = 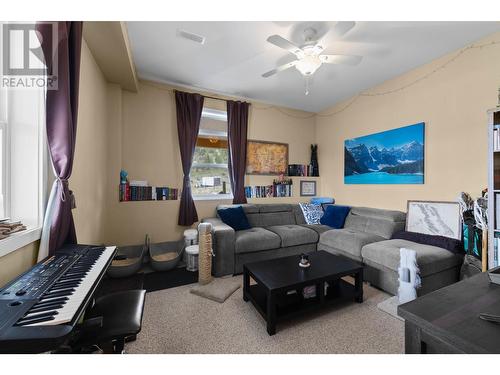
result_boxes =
[203,203,463,296]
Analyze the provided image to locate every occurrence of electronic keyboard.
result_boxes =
[0,244,116,353]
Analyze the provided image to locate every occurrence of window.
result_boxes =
[0,23,47,255]
[191,108,232,200]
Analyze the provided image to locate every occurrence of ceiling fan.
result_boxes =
[262,22,363,95]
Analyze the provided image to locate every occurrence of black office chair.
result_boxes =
[71,289,146,354]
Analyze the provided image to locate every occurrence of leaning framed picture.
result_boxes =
[246,140,288,175]
[406,200,461,240]
[300,180,317,197]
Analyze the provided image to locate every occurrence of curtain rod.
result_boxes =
[203,94,227,102]
[174,89,250,104]
[203,94,251,105]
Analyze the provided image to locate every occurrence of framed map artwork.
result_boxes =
[246,140,289,175]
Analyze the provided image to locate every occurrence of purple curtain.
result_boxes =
[36,22,83,255]
[227,100,250,204]
[175,90,204,226]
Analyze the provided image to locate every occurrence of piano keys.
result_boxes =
[0,244,116,353]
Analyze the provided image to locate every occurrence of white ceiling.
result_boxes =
[126,21,500,112]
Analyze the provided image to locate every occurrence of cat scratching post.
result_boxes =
[198,222,213,285]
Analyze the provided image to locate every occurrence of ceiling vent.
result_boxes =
[176,29,206,45]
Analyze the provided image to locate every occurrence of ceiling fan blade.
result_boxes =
[266,35,304,57]
[319,54,362,66]
[332,21,356,38]
[262,60,299,78]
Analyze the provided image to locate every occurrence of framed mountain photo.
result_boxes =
[344,122,425,184]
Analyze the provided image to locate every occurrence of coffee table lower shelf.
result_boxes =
[244,278,362,335]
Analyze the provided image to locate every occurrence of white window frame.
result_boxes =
[0,121,8,219]
[0,86,48,258]
[192,108,233,201]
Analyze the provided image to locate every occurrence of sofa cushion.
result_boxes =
[293,204,307,225]
[320,228,385,260]
[344,207,406,239]
[257,204,293,213]
[267,225,319,247]
[320,205,351,229]
[361,239,463,277]
[217,206,251,231]
[235,227,281,254]
[350,207,406,222]
[246,213,263,227]
[259,211,296,227]
[300,224,332,235]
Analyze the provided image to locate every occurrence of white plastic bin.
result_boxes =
[184,229,198,247]
[183,229,198,263]
[185,245,199,272]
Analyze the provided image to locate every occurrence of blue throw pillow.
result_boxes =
[217,206,251,231]
[320,205,351,229]
[299,203,324,224]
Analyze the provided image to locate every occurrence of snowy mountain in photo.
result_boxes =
[345,141,424,175]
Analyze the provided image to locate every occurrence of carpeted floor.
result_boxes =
[126,276,404,354]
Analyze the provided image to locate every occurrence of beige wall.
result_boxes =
[316,31,500,211]
[72,40,110,244]
[104,81,316,246]
[0,242,38,287]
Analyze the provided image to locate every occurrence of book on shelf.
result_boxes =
[496,193,500,229]
[494,126,500,151]
[495,234,500,264]
[497,238,498,264]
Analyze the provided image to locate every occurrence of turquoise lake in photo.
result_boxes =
[344,172,424,184]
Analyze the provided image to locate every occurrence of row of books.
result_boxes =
[155,187,179,201]
[119,183,179,201]
[0,219,27,240]
[287,164,317,177]
[494,126,500,151]
[244,183,293,198]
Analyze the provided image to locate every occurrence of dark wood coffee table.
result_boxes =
[243,250,364,335]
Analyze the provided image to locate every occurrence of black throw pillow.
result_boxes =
[392,231,463,255]
[217,206,251,231]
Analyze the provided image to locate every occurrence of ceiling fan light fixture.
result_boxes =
[295,56,322,76]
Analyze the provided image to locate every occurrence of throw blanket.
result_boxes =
[398,248,421,304]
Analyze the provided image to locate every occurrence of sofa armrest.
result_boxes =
[202,217,236,276]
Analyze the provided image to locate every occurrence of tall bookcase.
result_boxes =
[488,108,500,269]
